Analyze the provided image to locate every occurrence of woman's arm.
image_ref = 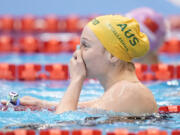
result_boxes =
[55,50,86,114]
[55,78,84,113]
[4,96,99,110]
[1,96,58,109]
[0,50,89,113]
[20,96,58,109]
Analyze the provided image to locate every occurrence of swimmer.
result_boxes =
[1,15,158,115]
[0,92,21,111]
[126,7,167,64]
[7,92,20,106]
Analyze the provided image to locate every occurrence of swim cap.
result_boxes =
[87,15,149,62]
[126,7,166,52]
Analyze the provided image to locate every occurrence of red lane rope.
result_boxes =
[2,128,180,135]
[0,35,80,53]
[0,14,97,33]
[0,63,179,81]
[159,105,180,113]
[0,63,68,81]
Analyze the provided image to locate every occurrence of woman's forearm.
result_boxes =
[41,100,58,108]
[55,78,84,114]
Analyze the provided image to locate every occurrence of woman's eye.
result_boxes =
[81,42,88,48]
[83,44,87,47]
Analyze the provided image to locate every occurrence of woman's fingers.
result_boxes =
[69,49,86,81]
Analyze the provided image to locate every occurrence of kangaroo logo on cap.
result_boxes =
[92,18,100,25]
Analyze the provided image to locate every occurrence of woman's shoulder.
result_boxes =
[111,80,152,99]
[110,80,158,114]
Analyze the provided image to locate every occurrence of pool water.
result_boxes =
[0,53,180,132]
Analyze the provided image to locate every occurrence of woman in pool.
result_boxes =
[2,15,158,115]
[126,7,167,64]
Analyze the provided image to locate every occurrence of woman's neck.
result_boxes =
[97,70,139,91]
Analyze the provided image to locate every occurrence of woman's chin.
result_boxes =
[86,74,97,80]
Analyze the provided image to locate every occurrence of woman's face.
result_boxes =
[80,26,109,78]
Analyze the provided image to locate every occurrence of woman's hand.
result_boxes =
[69,50,86,82]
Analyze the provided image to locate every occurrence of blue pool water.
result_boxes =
[0,53,72,64]
[0,53,180,132]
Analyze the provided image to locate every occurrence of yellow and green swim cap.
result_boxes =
[87,15,150,62]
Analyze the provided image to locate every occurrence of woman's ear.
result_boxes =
[106,51,119,63]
